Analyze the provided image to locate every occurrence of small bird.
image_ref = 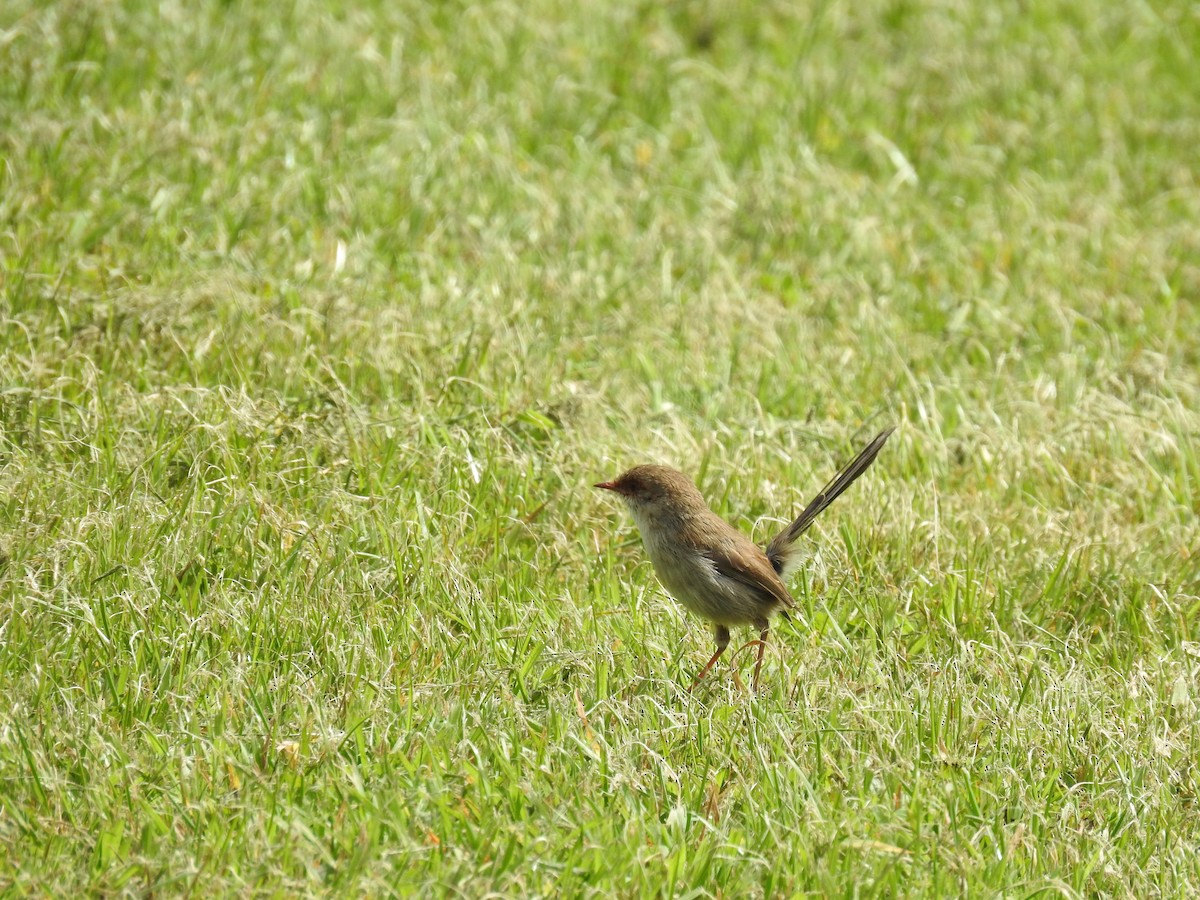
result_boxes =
[596,427,894,691]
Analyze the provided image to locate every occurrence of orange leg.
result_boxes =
[690,625,731,691]
[752,627,769,692]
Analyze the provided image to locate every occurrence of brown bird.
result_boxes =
[596,428,894,691]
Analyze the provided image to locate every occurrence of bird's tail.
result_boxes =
[765,427,895,577]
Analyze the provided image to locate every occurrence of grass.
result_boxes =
[2,0,1199,894]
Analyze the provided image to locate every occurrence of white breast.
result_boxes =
[629,506,764,627]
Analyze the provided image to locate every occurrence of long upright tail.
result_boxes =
[765,427,895,576]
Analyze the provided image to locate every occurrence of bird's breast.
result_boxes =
[631,510,772,626]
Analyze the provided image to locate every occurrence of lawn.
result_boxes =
[2,0,1199,895]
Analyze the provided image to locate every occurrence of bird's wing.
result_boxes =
[704,533,796,610]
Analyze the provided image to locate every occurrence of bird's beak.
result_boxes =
[594,480,619,493]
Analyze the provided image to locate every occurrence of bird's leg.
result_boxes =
[690,625,730,691]
[752,626,769,692]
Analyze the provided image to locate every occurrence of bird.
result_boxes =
[595,427,894,691]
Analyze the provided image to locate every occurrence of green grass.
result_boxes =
[2,0,1199,894]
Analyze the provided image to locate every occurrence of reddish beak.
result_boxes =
[594,480,620,493]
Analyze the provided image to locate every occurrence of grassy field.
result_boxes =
[3,0,1199,894]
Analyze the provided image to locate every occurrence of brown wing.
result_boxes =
[704,531,796,610]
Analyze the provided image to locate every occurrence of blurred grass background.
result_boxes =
[1,0,1198,894]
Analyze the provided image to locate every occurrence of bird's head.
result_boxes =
[595,465,706,518]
